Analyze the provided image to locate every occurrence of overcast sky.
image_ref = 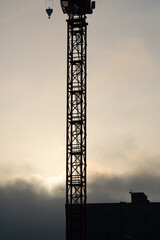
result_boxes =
[1,0,160,220]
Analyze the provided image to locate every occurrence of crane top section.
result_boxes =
[60,0,95,15]
[46,0,95,19]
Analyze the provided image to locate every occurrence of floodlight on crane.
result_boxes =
[46,0,95,240]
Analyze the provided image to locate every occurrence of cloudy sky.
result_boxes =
[1,0,160,238]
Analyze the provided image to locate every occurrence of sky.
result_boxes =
[1,0,160,238]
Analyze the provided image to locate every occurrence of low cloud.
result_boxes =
[1,168,160,239]
[0,180,65,240]
[88,170,160,203]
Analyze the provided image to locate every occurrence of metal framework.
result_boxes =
[66,14,87,240]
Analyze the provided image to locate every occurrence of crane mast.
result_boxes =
[66,14,87,240]
[46,1,95,239]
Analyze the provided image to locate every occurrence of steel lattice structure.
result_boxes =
[46,1,95,239]
[66,15,87,240]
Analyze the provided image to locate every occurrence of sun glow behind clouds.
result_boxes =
[1,171,65,196]
[31,172,65,193]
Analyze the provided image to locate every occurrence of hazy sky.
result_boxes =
[1,0,160,202]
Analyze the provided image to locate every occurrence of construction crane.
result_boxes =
[46,1,95,239]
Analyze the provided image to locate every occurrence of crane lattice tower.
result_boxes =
[60,1,95,240]
[47,1,95,239]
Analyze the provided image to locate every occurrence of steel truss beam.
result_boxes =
[66,14,87,240]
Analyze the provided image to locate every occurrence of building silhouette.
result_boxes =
[86,192,160,240]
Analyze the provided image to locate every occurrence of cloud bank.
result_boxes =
[0,180,65,240]
[88,171,160,203]
[1,168,160,239]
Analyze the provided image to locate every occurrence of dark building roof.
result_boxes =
[86,192,160,240]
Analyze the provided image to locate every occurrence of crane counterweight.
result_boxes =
[61,0,95,14]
